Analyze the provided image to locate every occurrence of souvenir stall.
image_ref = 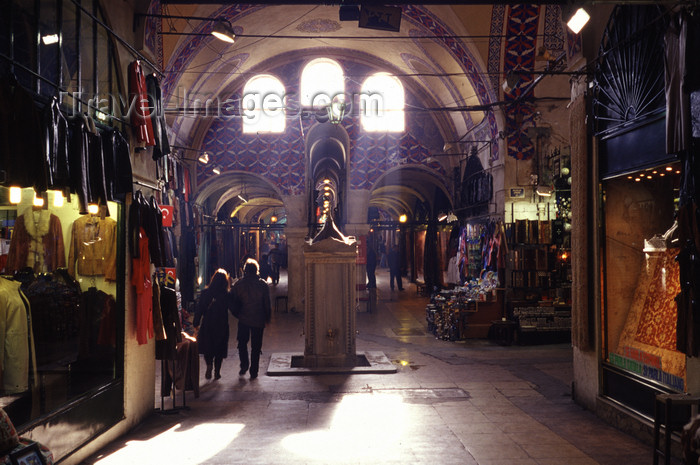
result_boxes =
[427,219,507,339]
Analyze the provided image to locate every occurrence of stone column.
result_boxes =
[282,194,308,313]
[303,226,357,367]
[285,227,307,313]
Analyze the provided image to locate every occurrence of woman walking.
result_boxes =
[194,268,235,380]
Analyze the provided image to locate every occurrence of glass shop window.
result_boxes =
[0,187,121,426]
[602,163,685,391]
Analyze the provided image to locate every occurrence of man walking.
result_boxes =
[388,244,403,291]
[230,258,271,379]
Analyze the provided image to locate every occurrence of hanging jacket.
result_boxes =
[68,114,93,214]
[67,215,117,280]
[43,96,70,189]
[146,74,170,160]
[0,278,30,394]
[101,127,133,199]
[6,211,65,274]
[128,60,155,146]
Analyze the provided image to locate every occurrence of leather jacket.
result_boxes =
[101,128,133,199]
[230,274,271,328]
[68,114,93,214]
[127,191,165,266]
[44,97,70,189]
[146,74,170,160]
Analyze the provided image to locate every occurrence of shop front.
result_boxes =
[592,4,690,419]
[0,0,159,461]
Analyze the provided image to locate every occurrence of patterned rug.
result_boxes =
[617,248,685,379]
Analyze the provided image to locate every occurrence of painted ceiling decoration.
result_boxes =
[144,2,569,220]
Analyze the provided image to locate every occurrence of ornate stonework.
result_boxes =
[296,18,341,33]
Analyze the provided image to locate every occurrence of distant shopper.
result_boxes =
[269,243,282,284]
[194,268,235,380]
[388,244,403,291]
[366,243,377,289]
[259,254,273,282]
[230,258,271,379]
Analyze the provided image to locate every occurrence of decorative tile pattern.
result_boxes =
[503,4,539,160]
[296,18,341,33]
[488,4,506,94]
[544,5,565,54]
[199,57,447,196]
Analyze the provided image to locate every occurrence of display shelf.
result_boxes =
[426,289,503,340]
[506,219,571,344]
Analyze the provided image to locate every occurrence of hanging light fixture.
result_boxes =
[211,19,236,43]
[135,14,236,44]
[198,152,210,164]
[328,95,346,124]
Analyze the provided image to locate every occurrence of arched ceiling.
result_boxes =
[155,4,493,145]
[146,2,507,223]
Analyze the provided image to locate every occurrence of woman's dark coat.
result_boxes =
[194,288,234,358]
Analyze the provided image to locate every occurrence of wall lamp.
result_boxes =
[562,4,590,34]
[135,14,235,43]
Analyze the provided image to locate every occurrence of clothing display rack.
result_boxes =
[158,358,188,414]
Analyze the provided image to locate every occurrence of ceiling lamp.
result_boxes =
[135,13,236,44]
[399,214,407,223]
[536,186,553,197]
[211,19,236,43]
[212,165,221,175]
[198,152,210,164]
[566,7,590,34]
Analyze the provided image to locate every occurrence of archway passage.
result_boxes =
[195,172,287,280]
[367,166,453,288]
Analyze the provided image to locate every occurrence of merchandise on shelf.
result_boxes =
[425,274,500,340]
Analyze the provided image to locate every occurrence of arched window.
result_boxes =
[242,74,286,134]
[360,73,405,132]
[300,58,345,119]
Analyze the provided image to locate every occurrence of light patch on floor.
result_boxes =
[282,393,407,461]
[94,423,244,465]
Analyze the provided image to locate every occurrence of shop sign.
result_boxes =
[160,205,174,227]
[609,353,684,391]
[509,188,525,199]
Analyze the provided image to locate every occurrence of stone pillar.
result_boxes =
[302,222,357,367]
[285,227,307,313]
[282,194,308,314]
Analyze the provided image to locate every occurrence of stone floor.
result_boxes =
[81,269,671,465]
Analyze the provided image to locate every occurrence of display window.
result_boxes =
[602,162,685,393]
[0,187,123,426]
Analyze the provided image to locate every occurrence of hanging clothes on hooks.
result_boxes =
[128,60,155,147]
